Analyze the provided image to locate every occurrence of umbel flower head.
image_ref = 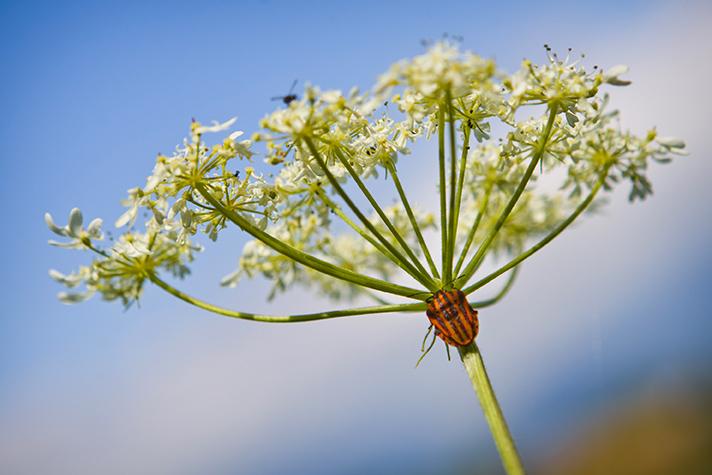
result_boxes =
[46,41,685,341]
[45,42,686,474]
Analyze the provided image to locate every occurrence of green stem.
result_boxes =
[316,188,426,284]
[196,183,431,301]
[451,121,471,272]
[384,160,441,280]
[438,105,449,284]
[445,93,458,286]
[454,106,558,289]
[331,146,436,287]
[306,143,424,283]
[453,181,492,278]
[150,273,426,322]
[303,138,437,291]
[463,167,609,295]
[459,342,524,475]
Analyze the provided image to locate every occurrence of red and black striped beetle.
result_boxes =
[426,289,479,347]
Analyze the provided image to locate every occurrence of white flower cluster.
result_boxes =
[257,85,419,184]
[504,46,631,118]
[46,119,265,306]
[47,42,685,310]
[377,42,500,121]
[46,208,200,306]
[114,118,273,238]
[221,204,436,301]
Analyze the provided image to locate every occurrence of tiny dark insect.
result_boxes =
[426,289,479,347]
[271,79,298,106]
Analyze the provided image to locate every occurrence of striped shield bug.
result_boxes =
[426,289,479,347]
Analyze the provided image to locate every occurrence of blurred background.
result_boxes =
[1,0,711,473]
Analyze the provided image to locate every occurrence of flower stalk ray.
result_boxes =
[384,159,441,280]
[196,183,432,301]
[453,105,558,289]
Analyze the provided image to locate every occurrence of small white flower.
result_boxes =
[46,208,103,248]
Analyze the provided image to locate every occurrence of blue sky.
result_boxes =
[2,1,711,473]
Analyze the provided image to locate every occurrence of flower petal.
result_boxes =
[87,218,103,238]
[49,269,83,287]
[604,64,629,78]
[228,130,244,141]
[195,117,237,134]
[220,269,241,287]
[44,212,67,236]
[68,208,83,237]
[129,240,151,257]
[604,65,631,86]
[58,290,94,304]
[656,136,686,148]
[115,205,137,228]
[48,239,82,248]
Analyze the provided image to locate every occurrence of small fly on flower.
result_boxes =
[271,79,298,106]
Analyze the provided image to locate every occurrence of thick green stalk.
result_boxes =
[454,106,558,289]
[463,167,609,295]
[459,342,524,475]
[384,160,441,280]
[196,183,431,301]
[438,106,449,284]
[150,274,426,322]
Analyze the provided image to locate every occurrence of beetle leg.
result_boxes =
[444,341,451,361]
[415,331,437,368]
[421,324,434,352]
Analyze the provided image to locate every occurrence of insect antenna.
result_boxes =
[444,341,451,361]
[287,79,297,96]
